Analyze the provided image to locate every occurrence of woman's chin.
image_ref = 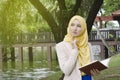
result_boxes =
[71,34,79,37]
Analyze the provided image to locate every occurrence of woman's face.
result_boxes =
[70,19,82,37]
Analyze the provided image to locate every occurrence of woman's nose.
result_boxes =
[73,26,77,31]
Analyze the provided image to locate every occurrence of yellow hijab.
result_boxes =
[64,15,90,67]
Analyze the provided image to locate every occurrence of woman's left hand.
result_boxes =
[90,68,100,76]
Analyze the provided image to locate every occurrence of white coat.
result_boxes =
[55,41,94,80]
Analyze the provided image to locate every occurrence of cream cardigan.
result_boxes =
[55,41,94,80]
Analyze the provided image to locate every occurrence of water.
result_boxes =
[0,60,58,80]
[0,46,58,80]
[0,68,55,80]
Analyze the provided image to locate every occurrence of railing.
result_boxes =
[15,32,55,43]
[89,29,120,41]
[18,29,120,43]
[1,29,120,44]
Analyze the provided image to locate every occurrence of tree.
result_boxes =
[29,0,103,43]
[0,0,39,45]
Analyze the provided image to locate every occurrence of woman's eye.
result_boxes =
[71,23,75,26]
[77,25,81,27]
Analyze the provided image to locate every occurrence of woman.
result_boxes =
[55,15,99,80]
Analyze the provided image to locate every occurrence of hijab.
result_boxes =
[64,15,91,67]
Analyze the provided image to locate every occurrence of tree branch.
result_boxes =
[70,0,82,17]
[29,0,58,32]
[86,0,103,35]
[57,0,67,10]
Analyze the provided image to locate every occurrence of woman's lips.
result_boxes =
[73,32,77,34]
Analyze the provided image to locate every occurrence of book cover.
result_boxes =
[79,60,108,75]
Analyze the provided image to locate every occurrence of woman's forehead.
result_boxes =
[71,18,81,25]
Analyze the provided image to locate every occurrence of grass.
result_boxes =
[93,53,120,80]
[40,53,120,80]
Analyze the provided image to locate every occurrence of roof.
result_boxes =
[95,16,113,22]
[112,9,120,16]
[95,9,120,22]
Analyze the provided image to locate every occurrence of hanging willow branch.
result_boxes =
[95,25,118,56]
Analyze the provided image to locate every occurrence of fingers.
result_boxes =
[72,40,78,49]
[90,68,100,76]
[70,37,76,49]
[70,37,79,49]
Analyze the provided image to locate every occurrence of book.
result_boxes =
[79,60,108,75]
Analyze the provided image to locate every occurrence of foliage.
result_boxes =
[93,53,120,80]
[0,0,50,45]
[102,0,120,15]
[38,0,95,25]
[0,0,21,45]
[29,0,103,42]
[79,0,94,17]
[1,0,113,44]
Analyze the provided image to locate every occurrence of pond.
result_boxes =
[0,60,58,80]
[0,46,58,80]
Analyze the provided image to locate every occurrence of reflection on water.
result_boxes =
[0,68,55,80]
[0,60,57,80]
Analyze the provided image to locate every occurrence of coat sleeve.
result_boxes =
[55,43,79,76]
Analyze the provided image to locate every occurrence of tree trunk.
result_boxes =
[29,0,104,43]
[86,0,103,35]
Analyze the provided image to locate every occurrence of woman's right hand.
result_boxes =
[72,39,78,49]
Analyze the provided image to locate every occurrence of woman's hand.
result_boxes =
[71,36,79,49]
[72,39,78,49]
[90,69,100,76]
